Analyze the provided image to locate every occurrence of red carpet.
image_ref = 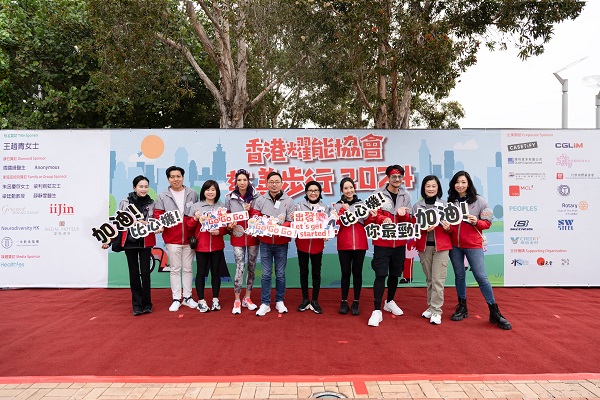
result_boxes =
[1,287,599,377]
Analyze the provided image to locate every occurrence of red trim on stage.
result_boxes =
[1,373,599,384]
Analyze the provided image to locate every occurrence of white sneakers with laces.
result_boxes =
[197,299,210,313]
[232,300,241,314]
[256,304,271,316]
[275,301,288,314]
[242,297,258,311]
[169,299,181,312]
[422,309,432,319]
[182,297,198,309]
[430,313,442,325]
[383,300,404,316]
[368,310,383,327]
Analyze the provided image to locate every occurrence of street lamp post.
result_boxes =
[553,56,588,129]
[553,73,568,129]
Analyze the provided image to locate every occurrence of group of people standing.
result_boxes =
[106,164,511,331]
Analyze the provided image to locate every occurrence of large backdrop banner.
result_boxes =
[1,129,597,288]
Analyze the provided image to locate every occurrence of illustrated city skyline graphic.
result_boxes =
[109,138,503,218]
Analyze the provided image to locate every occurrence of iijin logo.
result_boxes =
[49,204,75,216]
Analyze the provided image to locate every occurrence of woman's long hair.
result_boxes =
[448,171,478,204]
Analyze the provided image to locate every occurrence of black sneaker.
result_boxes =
[311,300,323,314]
[142,305,153,314]
[297,298,311,311]
[133,308,143,316]
[351,300,360,316]
[339,300,349,314]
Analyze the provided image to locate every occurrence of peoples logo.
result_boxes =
[558,219,574,231]
[557,184,570,197]
[579,201,589,211]
[1,237,13,249]
[508,205,538,212]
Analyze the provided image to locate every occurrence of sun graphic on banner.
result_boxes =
[140,135,164,159]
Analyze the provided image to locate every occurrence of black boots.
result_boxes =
[451,297,468,321]
[451,298,512,330]
[488,303,512,330]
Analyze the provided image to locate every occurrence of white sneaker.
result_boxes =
[182,296,198,309]
[368,310,383,327]
[242,297,258,311]
[256,304,271,316]
[275,301,288,314]
[422,309,432,319]
[197,299,210,313]
[383,300,404,316]
[232,300,241,314]
[211,298,221,311]
[169,299,181,312]
[430,313,442,325]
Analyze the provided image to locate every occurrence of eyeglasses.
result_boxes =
[267,181,282,185]
[307,189,320,194]
[390,175,403,181]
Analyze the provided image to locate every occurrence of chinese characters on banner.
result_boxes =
[223,134,415,198]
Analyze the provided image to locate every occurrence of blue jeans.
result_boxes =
[259,243,288,305]
[449,246,495,304]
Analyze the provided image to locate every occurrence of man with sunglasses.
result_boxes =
[367,165,412,327]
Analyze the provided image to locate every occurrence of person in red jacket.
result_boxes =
[368,165,412,327]
[103,175,157,316]
[154,166,199,312]
[447,171,511,330]
[411,175,452,325]
[250,171,295,317]
[334,177,369,316]
[187,180,228,313]
[225,169,260,314]
[294,181,330,314]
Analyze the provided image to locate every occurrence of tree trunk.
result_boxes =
[374,42,388,129]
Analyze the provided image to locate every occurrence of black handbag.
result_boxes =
[189,236,198,250]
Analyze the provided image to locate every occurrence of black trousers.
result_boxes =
[338,249,366,301]
[297,250,322,300]
[371,246,405,310]
[195,250,223,300]
[124,247,152,311]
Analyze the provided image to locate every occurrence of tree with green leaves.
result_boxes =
[0,0,101,129]
[0,0,219,129]
[90,0,305,129]
[287,0,584,129]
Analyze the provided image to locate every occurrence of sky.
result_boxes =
[450,1,600,130]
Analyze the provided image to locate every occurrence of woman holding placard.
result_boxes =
[225,169,260,314]
[333,177,370,316]
[412,175,452,325]
[187,180,228,313]
[447,171,511,330]
[294,181,331,314]
[102,175,156,316]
